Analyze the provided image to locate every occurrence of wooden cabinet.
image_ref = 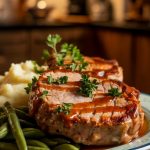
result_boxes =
[97,30,133,85]
[134,35,150,93]
[0,31,29,73]
[0,27,149,93]
[97,29,150,93]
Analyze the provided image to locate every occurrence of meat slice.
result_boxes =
[28,70,144,146]
[83,56,123,81]
[48,56,123,81]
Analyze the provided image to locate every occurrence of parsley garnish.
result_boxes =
[78,74,99,98]
[59,43,89,70]
[47,34,62,54]
[47,75,68,84]
[60,43,83,63]
[66,63,78,71]
[66,61,88,72]
[42,34,89,71]
[108,87,122,97]
[32,61,45,74]
[40,90,49,99]
[56,103,73,115]
[78,61,89,71]
[24,76,37,94]
[56,53,64,66]
[47,75,54,84]
[41,49,50,60]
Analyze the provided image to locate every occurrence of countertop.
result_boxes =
[0,15,150,34]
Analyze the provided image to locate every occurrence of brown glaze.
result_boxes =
[38,70,139,97]
[73,97,112,108]
[32,69,141,127]
[38,83,79,92]
[46,55,121,79]
[46,100,138,126]
[29,67,145,146]
[139,116,149,137]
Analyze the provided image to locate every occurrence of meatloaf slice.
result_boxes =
[28,70,144,146]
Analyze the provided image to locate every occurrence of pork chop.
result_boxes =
[28,70,144,145]
[48,56,123,81]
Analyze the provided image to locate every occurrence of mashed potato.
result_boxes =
[0,61,39,107]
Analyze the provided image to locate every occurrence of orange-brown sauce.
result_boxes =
[82,117,149,150]
[139,116,149,137]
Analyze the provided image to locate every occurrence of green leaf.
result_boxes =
[108,88,122,97]
[41,49,50,60]
[47,76,68,85]
[24,83,32,94]
[56,54,64,66]
[56,103,73,115]
[32,61,45,74]
[77,74,99,98]
[60,43,83,63]
[66,63,78,71]
[24,76,38,94]
[40,90,49,99]
[56,76,68,84]
[47,75,54,84]
[47,34,61,52]
[79,61,89,71]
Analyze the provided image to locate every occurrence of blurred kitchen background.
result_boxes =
[0,0,150,93]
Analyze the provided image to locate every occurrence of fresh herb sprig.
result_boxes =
[47,75,68,85]
[32,61,45,74]
[47,34,62,54]
[60,43,84,63]
[24,76,37,94]
[78,74,99,98]
[108,87,122,97]
[56,103,73,115]
[78,61,89,71]
[41,49,50,60]
[40,90,49,99]
[42,34,89,71]
[66,61,88,72]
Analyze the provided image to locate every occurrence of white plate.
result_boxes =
[109,93,150,150]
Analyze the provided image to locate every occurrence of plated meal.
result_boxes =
[0,34,149,150]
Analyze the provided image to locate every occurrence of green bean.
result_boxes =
[0,107,4,114]
[0,142,50,150]
[53,144,79,150]
[0,114,7,125]
[2,133,14,141]
[28,146,50,150]
[17,106,28,113]
[0,108,32,126]
[23,128,45,139]
[0,122,9,139]
[4,128,45,141]
[27,140,49,148]
[0,107,28,115]
[3,102,27,150]
[0,142,18,150]
[19,119,36,128]
[15,108,34,122]
[51,137,71,144]
[41,138,58,146]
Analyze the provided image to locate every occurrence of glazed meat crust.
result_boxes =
[28,70,144,146]
[48,56,123,81]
